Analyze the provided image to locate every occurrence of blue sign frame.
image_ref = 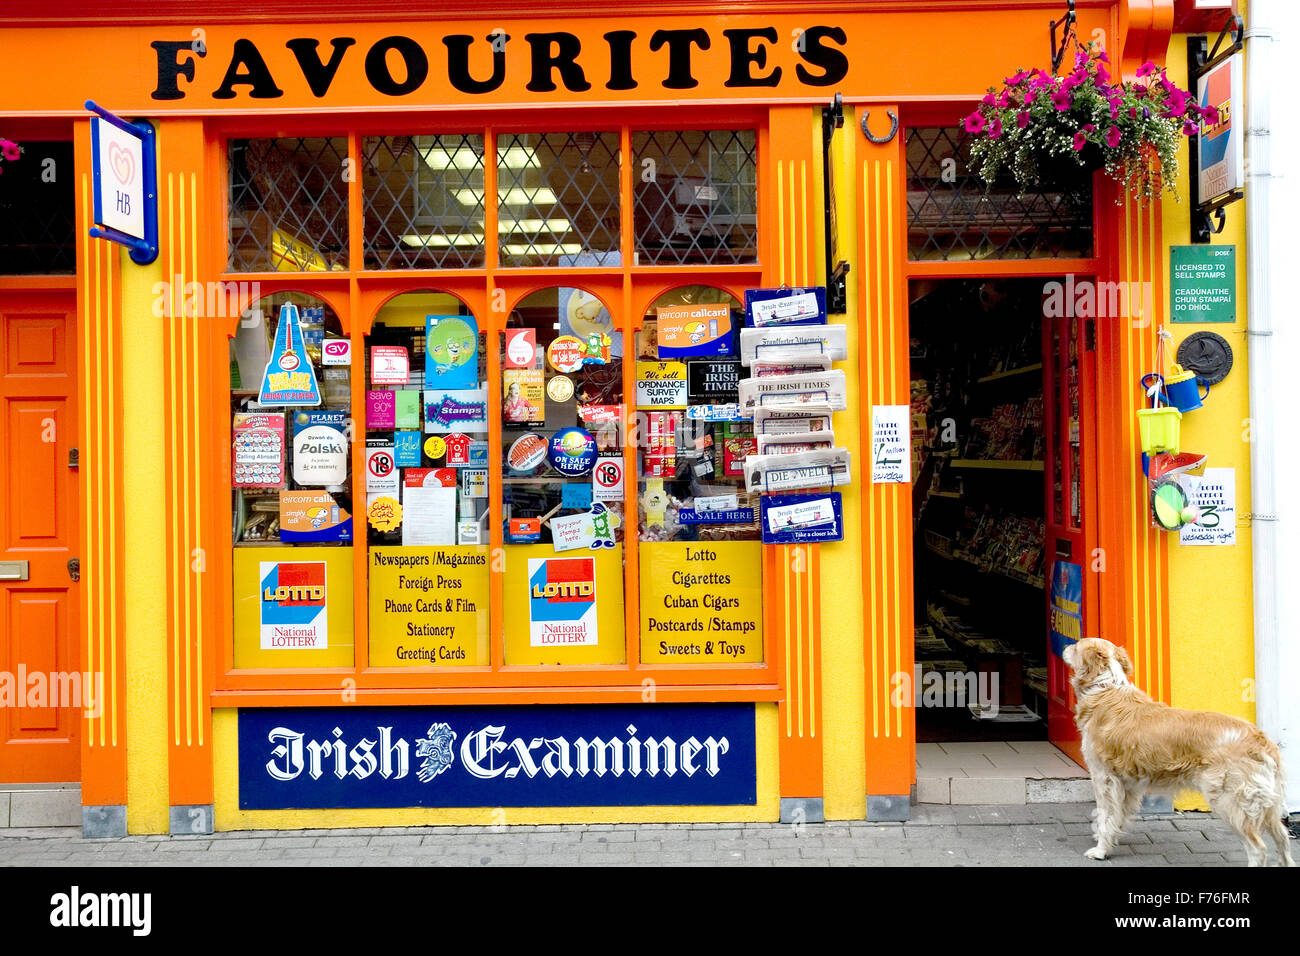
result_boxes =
[85,100,158,265]
[239,703,757,809]
[760,492,844,544]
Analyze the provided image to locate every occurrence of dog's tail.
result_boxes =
[1255,737,1296,866]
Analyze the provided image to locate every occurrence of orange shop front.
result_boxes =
[0,1,1224,834]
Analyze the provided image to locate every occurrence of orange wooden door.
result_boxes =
[0,289,81,782]
[1042,292,1098,764]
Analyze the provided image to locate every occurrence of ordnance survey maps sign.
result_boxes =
[238,704,757,808]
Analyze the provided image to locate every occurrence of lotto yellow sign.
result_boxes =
[369,546,489,666]
[640,542,763,663]
[233,546,354,668]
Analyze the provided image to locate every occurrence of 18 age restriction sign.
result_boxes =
[592,457,625,502]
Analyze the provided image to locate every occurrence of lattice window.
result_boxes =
[633,130,758,266]
[228,137,349,272]
[363,135,486,270]
[906,127,1093,261]
[495,132,620,268]
[0,141,76,275]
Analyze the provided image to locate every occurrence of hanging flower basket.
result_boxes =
[964,48,1215,203]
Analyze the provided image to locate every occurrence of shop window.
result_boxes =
[229,291,354,668]
[905,127,1093,261]
[501,286,625,664]
[495,132,621,268]
[0,141,75,275]
[635,285,764,665]
[633,130,758,266]
[228,138,350,272]
[362,135,486,270]
[364,291,490,667]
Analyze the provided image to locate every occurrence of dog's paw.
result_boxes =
[1084,845,1108,861]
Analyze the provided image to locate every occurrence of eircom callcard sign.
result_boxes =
[528,557,598,647]
[238,704,757,809]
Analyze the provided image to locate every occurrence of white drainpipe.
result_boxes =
[1245,0,1295,810]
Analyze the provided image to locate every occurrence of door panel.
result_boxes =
[1043,293,1097,764]
[0,292,80,782]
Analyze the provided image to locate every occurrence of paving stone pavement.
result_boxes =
[0,804,1292,866]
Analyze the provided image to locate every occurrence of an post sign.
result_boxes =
[238,703,757,808]
[85,100,157,264]
[1170,245,1235,323]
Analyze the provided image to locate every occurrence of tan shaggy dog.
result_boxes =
[1063,637,1295,867]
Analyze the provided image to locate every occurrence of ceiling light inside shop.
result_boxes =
[498,218,572,234]
[420,145,540,171]
[502,242,586,256]
[454,187,560,206]
[399,233,486,248]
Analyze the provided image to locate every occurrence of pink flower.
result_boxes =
[1016,111,1031,129]
[1096,50,1111,64]
[963,111,986,134]
[1164,91,1188,119]
[1052,89,1073,111]
[1095,65,1110,86]
[1073,131,1089,151]
[1105,125,1122,147]
[1107,97,1121,120]
[989,117,1004,140]
[1134,84,1149,98]
[997,90,1012,108]
[982,92,996,106]
[0,140,18,162]
[1006,70,1029,86]
[1137,61,1160,77]
[1200,105,1220,125]
[1183,119,1199,136]
[1075,50,1089,70]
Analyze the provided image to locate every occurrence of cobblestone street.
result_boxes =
[2,804,1290,867]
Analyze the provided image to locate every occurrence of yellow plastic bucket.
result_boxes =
[1137,406,1182,454]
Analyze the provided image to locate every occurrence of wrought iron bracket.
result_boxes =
[1050,0,1077,74]
[822,93,849,314]
[1186,16,1246,243]
[859,109,898,145]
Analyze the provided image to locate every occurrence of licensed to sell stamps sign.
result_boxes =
[1170,245,1235,323]
[368,547,488,665]
[640,542,762,663]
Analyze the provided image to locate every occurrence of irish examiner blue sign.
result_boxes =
[239,703,757,809]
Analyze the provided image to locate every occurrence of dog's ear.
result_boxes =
[1062,644,1076,668]
[1114,645,1133,678]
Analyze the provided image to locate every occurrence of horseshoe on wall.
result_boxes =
[860,109,899,145]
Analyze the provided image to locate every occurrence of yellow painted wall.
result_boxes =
[1160,36,1254,810]
[821,107,868,820]
[1160,37,1255,721]
[120,245,170,833]
[212,703,780,828]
